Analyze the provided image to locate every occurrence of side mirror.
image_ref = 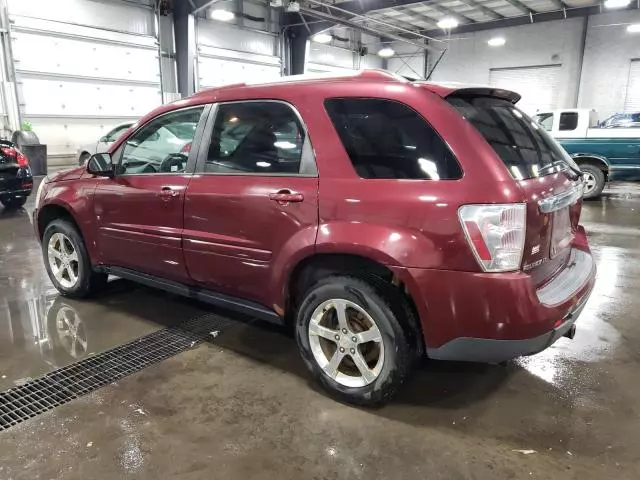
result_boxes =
[87,152,114,177]
[98,135,109,143]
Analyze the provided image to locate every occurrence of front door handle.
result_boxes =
[269,189,304,205]
[159,186,180,200]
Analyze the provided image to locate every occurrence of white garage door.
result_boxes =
[197,20,281,89]
[8,0,161,165]
[624,60,640,112]
[307,44,357,74]
[489,65,561,115]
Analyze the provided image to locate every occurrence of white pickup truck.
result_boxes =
[533,109,640,198]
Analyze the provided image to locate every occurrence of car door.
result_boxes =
[183,100,319,307]
[93,105,208,281]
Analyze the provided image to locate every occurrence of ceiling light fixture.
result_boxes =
[627,23,640,33]
[210,9,235,21]
[377,47,395,58]
[488,37,506,46]
[437,18,459,29]
[312,33,332,43]
[604,0,630,9]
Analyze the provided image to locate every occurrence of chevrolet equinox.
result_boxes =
[34,71,596,405]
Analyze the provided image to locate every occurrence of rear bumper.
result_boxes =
[397,229,596,363]
[0,171,33,197]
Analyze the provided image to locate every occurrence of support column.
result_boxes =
[284,13,310,76]
[174,0,196,97]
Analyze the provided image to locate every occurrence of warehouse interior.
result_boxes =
[1,0,640,478]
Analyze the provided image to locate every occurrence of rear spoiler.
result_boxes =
[445,87,521,104]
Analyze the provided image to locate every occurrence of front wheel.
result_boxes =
[42,219,107,297]
[580,164,605,199]
[295,275,413,406]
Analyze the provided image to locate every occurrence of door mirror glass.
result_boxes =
[87,152,114,177]
[98,135,109,143]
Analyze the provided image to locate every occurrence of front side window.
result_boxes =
[119,107,204,175]
[559,112,578,131]
[324,98,462,180]
[205,102,305,174]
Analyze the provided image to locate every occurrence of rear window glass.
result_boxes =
[448,96,571,180]
[324,98,462,180]
[559,112,578,131]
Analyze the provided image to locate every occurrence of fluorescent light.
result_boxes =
[604,0,630,8]
[377,47,395,58]
[210,9,235,21]
[437,18,459,29]
[488,37,506,47]
[274,141,296,149]
[312,33,332,43]
[256,161,271,168]
[627,23,640,33]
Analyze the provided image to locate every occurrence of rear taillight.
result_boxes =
[459,204,526,272]
[1,146,29,167]
[181,142,191,153]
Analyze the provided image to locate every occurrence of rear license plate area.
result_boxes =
[550,207,574,258]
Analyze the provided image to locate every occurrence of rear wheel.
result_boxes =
[0,195,27,210]
[43,219,107,297]
[580,164,605,199]
[295,275,413,406]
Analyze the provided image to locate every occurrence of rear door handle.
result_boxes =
[269,189,304,204]
[159,186,180,200]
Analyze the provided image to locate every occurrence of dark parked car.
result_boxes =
[0,140,32,209]
[33,71,596,405]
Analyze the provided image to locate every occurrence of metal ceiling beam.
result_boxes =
[456,0,506,19]
[404,4,477,24]
[500,0,534,15]
[421,3,639,37]
[299,6,444,51]
[304,0,446,43]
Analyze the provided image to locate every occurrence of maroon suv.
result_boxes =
[34,71,596,405]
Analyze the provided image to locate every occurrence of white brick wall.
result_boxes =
[579,9,640,118]
[423,10,640,118]
[427,18,585,110]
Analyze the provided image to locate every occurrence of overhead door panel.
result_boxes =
[8,4,161,164]
[624,60,640,112]
[489,65,561,115]
[307,44,356,74]
[197,19,281,89]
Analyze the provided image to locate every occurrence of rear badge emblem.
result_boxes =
[531,244,540,255]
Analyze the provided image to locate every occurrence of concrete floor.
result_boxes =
[0,182,639,479]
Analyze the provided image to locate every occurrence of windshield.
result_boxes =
[448,96,577,180]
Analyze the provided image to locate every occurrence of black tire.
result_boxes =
[295,275,414,406]
[42,219,107,298]
[79,152,91,166]
[0,195,27,210]
[580,164,605,199]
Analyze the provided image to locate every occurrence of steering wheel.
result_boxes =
[160,153,187,173]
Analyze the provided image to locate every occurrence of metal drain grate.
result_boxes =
[0,313,236,432]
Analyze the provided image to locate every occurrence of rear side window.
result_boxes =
[448,96,572,180]
[559,112,578,131]
[324,98,462,180]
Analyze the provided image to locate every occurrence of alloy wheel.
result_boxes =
[583,172,597,195]
[308,299,384,387]
[48,233,79,289]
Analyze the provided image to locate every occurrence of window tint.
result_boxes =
[324,98,461,180]
[448,96,575,180]
[119,107,203,175]
[559,112,578,131]
[534,113,554,131]
[205,102,305,174]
